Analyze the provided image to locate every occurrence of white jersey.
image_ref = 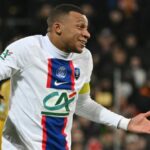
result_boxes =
[0,35,130,150]
[0,35,92,150]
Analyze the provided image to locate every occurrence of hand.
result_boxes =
[128,111,150,134]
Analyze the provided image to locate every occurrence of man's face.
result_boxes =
[59,11,90,53]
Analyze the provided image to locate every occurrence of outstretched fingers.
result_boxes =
[144,111,150,118]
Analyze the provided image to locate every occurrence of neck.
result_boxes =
[47,32,67,53]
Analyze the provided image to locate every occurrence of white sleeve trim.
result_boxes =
[117,117,131,130]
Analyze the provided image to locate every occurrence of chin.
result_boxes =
[74,47,84,53]
[69,45,84,53]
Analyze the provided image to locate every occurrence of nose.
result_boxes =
[82,29,91,39]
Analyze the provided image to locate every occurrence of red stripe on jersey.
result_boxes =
[61,118,69,150]
[46,59,52,88]
[42,116,47,150]
[69,91,76,98]
[69,61,75,90]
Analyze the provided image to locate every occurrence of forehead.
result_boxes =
[65,11,88,24]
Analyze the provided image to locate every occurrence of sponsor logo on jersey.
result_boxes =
[42,91,76,116]
[75,68,80,80]
[0,49,13,60]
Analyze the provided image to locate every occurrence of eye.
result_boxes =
[76,24,86,30]
[76,25,83,30]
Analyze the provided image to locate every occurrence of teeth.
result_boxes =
[81,43,85,47]
[80,41,86,46]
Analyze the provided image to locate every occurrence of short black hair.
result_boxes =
[47,4,84,28]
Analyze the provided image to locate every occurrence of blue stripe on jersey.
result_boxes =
[45,116,68,150]
[48,59,74,90]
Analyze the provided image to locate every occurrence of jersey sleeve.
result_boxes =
[0,38,30,80]
[76,88,130,129]
[76,49,130,129]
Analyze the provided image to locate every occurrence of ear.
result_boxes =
[53,22,62,35]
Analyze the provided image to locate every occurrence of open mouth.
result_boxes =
[80,40,87,47]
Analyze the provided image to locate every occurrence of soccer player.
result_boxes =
[0,4,150,150]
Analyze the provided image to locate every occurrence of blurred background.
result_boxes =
[0,0,150,149]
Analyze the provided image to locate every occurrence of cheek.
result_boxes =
[71,32,80,41]
[67,34,79,44]
[71,36,80,47]
[62,28,80,44]
[67,28,80,39]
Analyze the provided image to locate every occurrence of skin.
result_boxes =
[128,111,150,134]
[47,10,150,134]
[48,11,90,53]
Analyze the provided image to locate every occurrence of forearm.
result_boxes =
[75,94,130,130]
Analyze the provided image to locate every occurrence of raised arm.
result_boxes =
[75,83,130,130]
[75,83,150,134]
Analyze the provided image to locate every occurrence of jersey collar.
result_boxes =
[44,35,73,59]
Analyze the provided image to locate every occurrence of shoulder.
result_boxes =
[82,47,92,60]
[72,47,93,72]
[82,48,93,68]
[73,47,92,61]
[5,35,45,58]
[7,35,44,50]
